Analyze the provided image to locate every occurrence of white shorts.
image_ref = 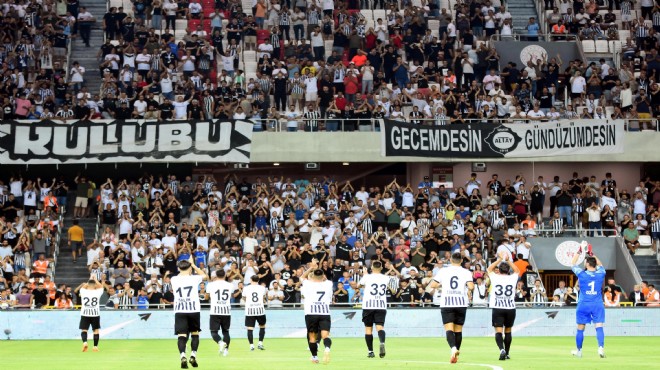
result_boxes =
[75,197,88,208]
[621,14,632,22]
[305,92,318,102]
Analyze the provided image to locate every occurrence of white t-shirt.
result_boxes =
[207,279,233,316]
[360,273,391,310]
[433,265,473,307]
[301,279,333,315]
[243,284,267,316]
[488,272,518,309]
[171,274,203,313]
[172,101,189,119]
[571,76,586,93]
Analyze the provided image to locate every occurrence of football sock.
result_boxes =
[93,334,99,347]
[596,327,605,348]
[309,342,318,356]
[259,328,265,342]
[365,334,374,352]
[81,332,88,343]
[247,330,254,344]
[495,332,504,350]
[222,330,231,348]
[178,336,187,355]
[211,331,221,343]
[576,329,585,350]
[191,335,199,352]
[504,332,512,354]
[446,330,456,349]
[455,332,463,350]
[377,330,386,344]
[323,338,332,350]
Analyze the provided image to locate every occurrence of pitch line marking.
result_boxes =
[391,360,504,370]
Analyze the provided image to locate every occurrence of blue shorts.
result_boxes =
[576,303,605,325]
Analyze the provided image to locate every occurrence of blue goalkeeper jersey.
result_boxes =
[572,265,606,305]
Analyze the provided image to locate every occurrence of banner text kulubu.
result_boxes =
[382,119,624,158]
[0,119,253,164]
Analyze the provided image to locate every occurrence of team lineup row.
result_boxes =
[75,247,607,368]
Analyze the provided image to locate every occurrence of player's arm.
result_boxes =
[487,253,504,274]
[188,257,208,280]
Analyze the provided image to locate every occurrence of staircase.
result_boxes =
[633,255,660,288]
[55,216,99,288]
[506,0,540,35]
[72,1,107,96]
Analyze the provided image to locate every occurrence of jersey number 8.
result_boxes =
[83,297,98,307]
[494,285,514,296]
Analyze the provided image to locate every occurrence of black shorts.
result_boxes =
[440,307,468,326]
[245,315,267,327]
[362,309,387,327]
[174,312,201,335]
[492,308,516,328]
[210,315,231,332]
[305,314,331,333]
[79,316,101,330]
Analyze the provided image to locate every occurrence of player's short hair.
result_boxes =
[177,260,192,271]
[585,256,597,268]
[451,252,463,264]
[498,263,510,274]
[87,279,96,285]
[251,275,259,283]
[313,269,324,277]
[215,269,226,279]
[371,261,383,270]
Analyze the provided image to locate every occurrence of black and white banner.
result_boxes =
[0,119,253,164]
[382,119,624,158]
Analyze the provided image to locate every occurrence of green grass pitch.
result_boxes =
[4,337,659,369]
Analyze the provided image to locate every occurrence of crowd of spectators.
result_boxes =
[0,0,657,131]
[2,169,660,309]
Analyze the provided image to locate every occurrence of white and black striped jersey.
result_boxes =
[409,111,423,124]
[433,265,473,308]
[653,11,660,27]
[303,110,321,129]
[302,279,333,315]
[361,217,373,235]
[551,218,564,232]
[621,0,632,14]
[279,11,290,25]
[55,109,74,118]
[243,284,267,316]
[118,289,133,309]
[488,272,518,309]
[360,273,390,310]
[431,207,445,222]
[172,275,203,313]
[573,197,584,213]
[650,217,660,234]
[207,279,233,316]
[80,288,104,317]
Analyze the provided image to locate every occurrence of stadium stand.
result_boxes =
[2,170,660,309]
[0,0,656,129]
[0,0,659,310]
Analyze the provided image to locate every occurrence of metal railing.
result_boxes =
[616,235,644,284]
[489,33,581,42]
[250,117,659,133]
[15,300,658,311]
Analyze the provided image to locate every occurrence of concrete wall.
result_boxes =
[3,308,658,340]
[249,131,659,164]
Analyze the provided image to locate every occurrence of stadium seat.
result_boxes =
[609,40,622,53]
[360,10,373,21]
[638,235,654,254]
[595,40,609,53]
[373,10,386,22]
[176,19,188,31]
[581,40,595,53]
